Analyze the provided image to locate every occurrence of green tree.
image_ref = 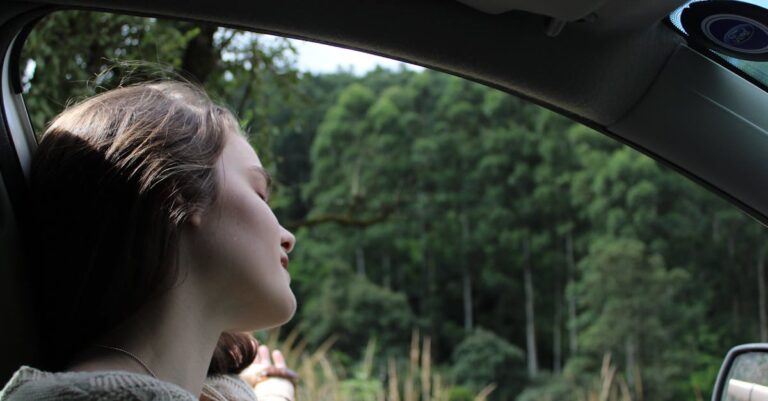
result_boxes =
[450,328,525,401]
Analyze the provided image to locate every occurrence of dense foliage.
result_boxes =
[20,10,768,401]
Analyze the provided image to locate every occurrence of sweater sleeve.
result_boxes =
[202,375,294,401]
[0,366,198,401]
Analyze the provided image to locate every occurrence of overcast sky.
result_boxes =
[288,38,424,75]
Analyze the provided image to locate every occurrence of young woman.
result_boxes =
[0,81,300,400]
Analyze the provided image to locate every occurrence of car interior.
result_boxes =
[3,0,768,386]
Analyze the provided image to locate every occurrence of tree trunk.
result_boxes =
[553,287,562,374]
[731,236,740,337]
[712,216,720,242]
[462,270,473,332]
[356,245,366,277]
[566,232,578,355]
[419,211,429,316]
[733,298,741,339]
[759,244,767,341]
[524,239,539,379]
[180,23,219,84]
[461,214,473,332]
[383,253,392,290]
[427,239,439,360]
[626,336,637,395]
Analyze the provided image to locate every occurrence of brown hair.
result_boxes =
[26,81,256,374]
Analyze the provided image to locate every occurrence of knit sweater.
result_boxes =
[0,366,261,401]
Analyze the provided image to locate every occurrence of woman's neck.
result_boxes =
[66,279,226,397]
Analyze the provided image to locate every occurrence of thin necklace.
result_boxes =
[93,345,159,379]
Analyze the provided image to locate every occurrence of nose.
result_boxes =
[280,226,296,254]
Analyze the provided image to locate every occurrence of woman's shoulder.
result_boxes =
[0,365,197,401]
[201,374,257,401]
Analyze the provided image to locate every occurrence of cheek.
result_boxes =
[190,176,295,327]
[210,192,296,329]
[212,190,277,268]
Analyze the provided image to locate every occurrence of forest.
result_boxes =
[19,10,768,401]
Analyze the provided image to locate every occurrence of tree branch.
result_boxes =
[285,209,394,230]
[285,193,403,230]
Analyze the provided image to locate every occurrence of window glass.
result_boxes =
[21,10,768,401]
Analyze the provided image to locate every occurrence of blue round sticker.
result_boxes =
[703,14,768,53]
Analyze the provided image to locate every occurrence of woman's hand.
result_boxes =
[240,344,299,401]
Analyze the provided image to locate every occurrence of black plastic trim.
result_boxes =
[0,8,47,232]
[8,13,46,95]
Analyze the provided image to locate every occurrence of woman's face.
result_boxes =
[185,132,296,331]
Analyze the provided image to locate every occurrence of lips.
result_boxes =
[280,255,289,270]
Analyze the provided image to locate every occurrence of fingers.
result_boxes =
[240,344,294,388]
[272,350,286,368]
[256,345,287,366]
[258,345,271,366]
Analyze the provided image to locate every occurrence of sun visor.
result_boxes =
[455,0,608,21]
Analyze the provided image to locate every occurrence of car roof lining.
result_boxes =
[455,0,687,32]
[18,0,687,127]
[455,0,611,21]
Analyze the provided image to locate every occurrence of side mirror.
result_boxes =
[713,344,768,401]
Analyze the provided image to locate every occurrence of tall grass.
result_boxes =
[575,354,641,401]
[257,329,495,401]
[257,328,653,401]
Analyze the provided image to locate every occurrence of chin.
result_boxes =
[236,294,297,331]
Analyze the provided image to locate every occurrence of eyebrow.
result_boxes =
[249,166,273,197]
